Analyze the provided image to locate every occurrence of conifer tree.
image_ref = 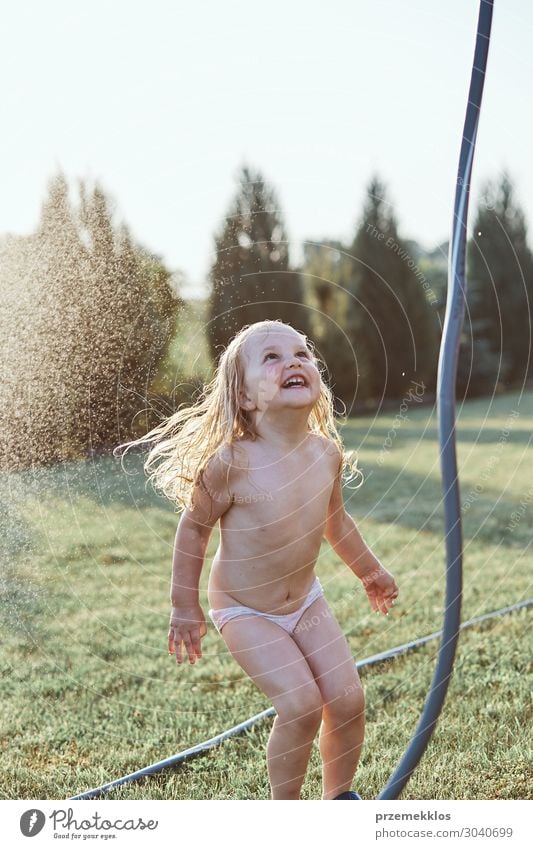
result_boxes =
[347,176,439,400]
[207,164,309,360]
[77,183,177,446]
[0,172,177,470]
[460,171,533,392]
[300,240,357,412]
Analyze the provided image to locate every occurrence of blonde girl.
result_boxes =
[115,319,398,800]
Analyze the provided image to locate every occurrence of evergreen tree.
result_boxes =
[25,173,89,458]
[461,171,533,392]
[77,183,177,447]
[207,164,309,360]
[0,172,177,470]
[347,175,439,400]
[300,240,358,413]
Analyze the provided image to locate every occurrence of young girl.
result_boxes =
[117,319,398,800]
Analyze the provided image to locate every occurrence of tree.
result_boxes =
[300,240,358,413]
[346,175,439,401]
[0,172,178,470]
[207,164,309,360]
[460,171,533,393]
[77,183,178,447]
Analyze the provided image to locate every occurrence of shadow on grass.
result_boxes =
[2,430,530,581]
[344,465,529,549]
[366,425,532,447]
[2,450,168,512]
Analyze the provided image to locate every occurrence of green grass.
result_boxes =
[1,389,531,800]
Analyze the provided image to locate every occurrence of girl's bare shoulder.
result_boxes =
[207,442,247,474]
[217,438,251,472]
[309,433,342,459]
[196,442,246,508]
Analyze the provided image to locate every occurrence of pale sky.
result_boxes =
[2,0,532,295]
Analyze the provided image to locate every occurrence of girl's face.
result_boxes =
[238,328,321,415]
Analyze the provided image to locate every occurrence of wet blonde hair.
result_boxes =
[114,319,362,513]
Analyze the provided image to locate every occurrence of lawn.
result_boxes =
[1,388,531,800]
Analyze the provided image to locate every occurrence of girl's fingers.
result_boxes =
[169,629,183,664]
[169,629,203,664]
[374,594,394,614]
[369,591,384,614]
[191,630,202,660]
[367,583,399,615]
[182,632,196,664]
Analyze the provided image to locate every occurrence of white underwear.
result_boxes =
[208,576,324,635]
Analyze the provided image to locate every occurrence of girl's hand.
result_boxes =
[360,564,399,615]
[168,605,207,665]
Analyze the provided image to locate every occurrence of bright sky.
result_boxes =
[2,0,532,295]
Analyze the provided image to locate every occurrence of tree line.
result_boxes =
[209,165,533,410]
[1,166,531,470]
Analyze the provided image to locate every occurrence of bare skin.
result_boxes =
[207,432,338,613]
[168,326,399,799]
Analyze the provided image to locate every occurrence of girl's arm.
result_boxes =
[170,445,234,607]
[323,448,399,614]
[169,446,234,663]
[323,464,380,580]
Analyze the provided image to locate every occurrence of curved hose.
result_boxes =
[376,0,494,799]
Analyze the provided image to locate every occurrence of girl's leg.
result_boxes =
[220,615,323,799]
[292,595,365,800]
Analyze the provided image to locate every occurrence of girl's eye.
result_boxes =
[263,351,310,361]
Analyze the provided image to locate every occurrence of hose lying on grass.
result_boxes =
[69,596,531,800]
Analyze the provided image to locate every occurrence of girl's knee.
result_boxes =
[324,684,365,724]
[276,683,323,729]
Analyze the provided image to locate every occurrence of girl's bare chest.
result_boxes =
[231,456,334,524]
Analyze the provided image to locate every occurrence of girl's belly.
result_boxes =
[207,549,318,615]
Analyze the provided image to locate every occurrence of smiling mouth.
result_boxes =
[281,377,308,389]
